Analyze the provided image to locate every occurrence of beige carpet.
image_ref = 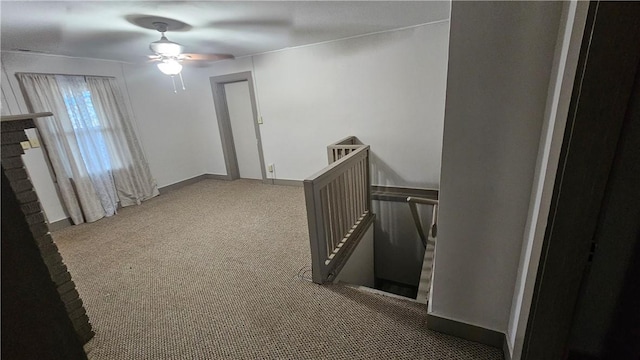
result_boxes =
[53,179,502,359]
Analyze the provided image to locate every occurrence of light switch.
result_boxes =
[257,116,264,124]
[20,141,31,150]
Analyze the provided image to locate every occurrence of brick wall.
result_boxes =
[1,115,94,345]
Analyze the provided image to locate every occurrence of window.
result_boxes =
[58,76,120,175]
[18,72,159,223]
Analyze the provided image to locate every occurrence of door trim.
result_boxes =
[210,72,267,181]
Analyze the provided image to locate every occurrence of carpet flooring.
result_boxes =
[53,179,503,359]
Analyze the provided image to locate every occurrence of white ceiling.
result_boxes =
[1,1,450,63]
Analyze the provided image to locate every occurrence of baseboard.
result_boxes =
[49,217,72,232]
[50,174,230,229]
[158,174,231,194]
[426,313,504,349]
[262,178,303,187]
[204,173,232,181]
[503,335,512,360]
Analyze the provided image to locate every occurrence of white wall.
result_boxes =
[506,2,588,359]
[190,22,449,188]
[335,222,375,288]
[167,20,451,189]
[430,1,563,333]
[249,22,449,187]
[120,63,228,186]
[121,56,259,184]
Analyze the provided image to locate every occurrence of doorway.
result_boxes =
[210,72,266,181]
[522,2,640,359]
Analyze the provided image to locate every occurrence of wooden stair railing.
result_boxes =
[304,136,373,284]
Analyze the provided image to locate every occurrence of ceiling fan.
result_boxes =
[147,21,234,91]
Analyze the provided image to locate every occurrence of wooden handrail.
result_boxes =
[307,145,369,186]
[326,136,365,164]
[327,135,363,147]
[407,197,439,247]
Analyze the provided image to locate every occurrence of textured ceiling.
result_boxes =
[0,1,450,63]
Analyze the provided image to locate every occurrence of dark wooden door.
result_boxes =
[522,2,640,359]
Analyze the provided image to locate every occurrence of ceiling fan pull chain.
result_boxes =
[171,76,177,93]
[179,72,186,91]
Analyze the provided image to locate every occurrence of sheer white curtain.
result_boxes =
[86,76,159,206]
[19,73,107,223]
[56,75,119,216]
[18,73,159,224]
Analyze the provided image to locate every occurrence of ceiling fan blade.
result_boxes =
[182,53,235,61]
[143,55,163,64]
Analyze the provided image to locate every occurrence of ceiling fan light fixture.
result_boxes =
[157,59,183,75]
[149,36,184,57]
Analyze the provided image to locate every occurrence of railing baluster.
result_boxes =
[348,167,358,224]
[357,159,364,216]
[342,172,349,234]
[325,184,333,258]
[336,174,345,242]
[352,165,358,222]
[333,180,342,249]
[320,187,331,258]
[325,182,332,256]
[329,181,338,254]
[365,149,370,212]
[354,160,361,218]
[344,168,350,230]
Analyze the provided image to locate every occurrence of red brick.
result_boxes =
[1,156,25,169]
[1,143,24,157]
[29,222,49,238]
[15,190,38,204]
[1,130,28,144]
[51,271,71,286]
[21,201,41,214]
[25,212,45,225]
[42,251,62,268]
[63,298,84,313]
[11,179,33,193]
[1,119,35,131]
[4,167,28,181]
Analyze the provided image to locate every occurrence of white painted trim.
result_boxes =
[1,50,133,64]
[338,282,419,303]
[235,19,451,59]
[506,2,589,359]
[427,313,504,348]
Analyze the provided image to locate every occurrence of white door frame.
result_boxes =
[210,72,267,181]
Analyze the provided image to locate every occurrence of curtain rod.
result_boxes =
[15,72,116,79]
